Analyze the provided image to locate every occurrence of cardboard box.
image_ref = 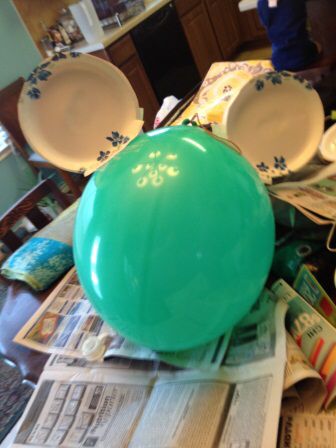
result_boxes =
[294,253,336,327]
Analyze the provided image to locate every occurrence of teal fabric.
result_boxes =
[1,237,73,290]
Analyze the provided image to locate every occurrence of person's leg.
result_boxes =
[257,0,319,70]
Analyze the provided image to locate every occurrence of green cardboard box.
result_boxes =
[294,257,336,327]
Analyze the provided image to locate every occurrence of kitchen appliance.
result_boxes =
[69,0,104,44]
[131,3,200,103]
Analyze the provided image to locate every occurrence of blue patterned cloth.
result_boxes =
[1,237,73,291]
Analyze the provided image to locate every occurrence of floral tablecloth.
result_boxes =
[173,60,274,126]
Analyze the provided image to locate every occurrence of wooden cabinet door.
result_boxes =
[238,9,267,43]
[90,49,110,61]
[107,34,159,131]
[175,0,200,16]
[119,54,159,131]
[205,0,240,59]
[177,1,222,78]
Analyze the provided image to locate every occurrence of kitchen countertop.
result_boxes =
[73,0,258,53]
[72,0,172,54]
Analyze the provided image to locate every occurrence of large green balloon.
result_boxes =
[74,126,274,351]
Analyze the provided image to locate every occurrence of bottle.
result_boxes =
[59,7,83,42]
[40,35,54,57]
[49,26,63,45]
[57,22,72,45]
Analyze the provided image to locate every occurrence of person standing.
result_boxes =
[257,0,320,71]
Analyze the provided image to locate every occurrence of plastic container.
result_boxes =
[69,0,104,44]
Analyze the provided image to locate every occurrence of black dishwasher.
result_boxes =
[131,3,201,103]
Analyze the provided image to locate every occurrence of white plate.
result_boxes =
[223,71,324,178]
[19,52,144,175]
[319,123,336,162]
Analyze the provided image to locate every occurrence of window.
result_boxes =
[0,125,9,154]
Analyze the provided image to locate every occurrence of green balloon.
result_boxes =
[74,126,274,351]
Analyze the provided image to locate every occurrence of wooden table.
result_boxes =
[0,277,50,383]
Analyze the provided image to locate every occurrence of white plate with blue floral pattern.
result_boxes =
[19,52,144,175]
[223,71,324,178]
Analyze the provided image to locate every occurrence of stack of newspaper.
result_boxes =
[270,165,336,226]
[12,260,336,447]
[11,268,288,448]
[273,280,336,447]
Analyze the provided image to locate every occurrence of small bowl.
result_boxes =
[319,123,336,162]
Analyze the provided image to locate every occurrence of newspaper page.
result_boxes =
[12,290,287,448]
[224,288,282,366]
[272,279,336,409]
[14,268,114,357]
[278,412,336,448]
[13,268,115,357]
[278,399,336,447]
[282,332,326,414]
[14,268,232,370]
[45,354,166,373]
[105,330,232,371]
[270,178,336,223]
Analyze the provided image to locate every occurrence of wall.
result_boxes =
[0,1,41,214]
[0,1,41,89]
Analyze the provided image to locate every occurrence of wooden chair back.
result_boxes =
[0,77,27,156]
[0,78,83,198]
[0,179,71,252]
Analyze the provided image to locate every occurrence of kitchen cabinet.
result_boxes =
[118,55,160,131]
[88,1,268,132]
[86,1,268,129]
[175,0,222,78]
[205,0,240,59]
[107,34,159,131]
[238,9,267,43]
[90,49,110,61]
[175,0,254,77]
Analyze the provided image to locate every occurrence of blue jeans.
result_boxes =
[257,0,319,70]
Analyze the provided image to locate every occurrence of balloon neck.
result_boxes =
[181,116,242,156]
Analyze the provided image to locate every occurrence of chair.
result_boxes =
[0,178,71,252]
[307,0,336,59]
[296,64,334,87]
[0,77,82,199]
[296,51,336,80]
[0,179,70,439]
